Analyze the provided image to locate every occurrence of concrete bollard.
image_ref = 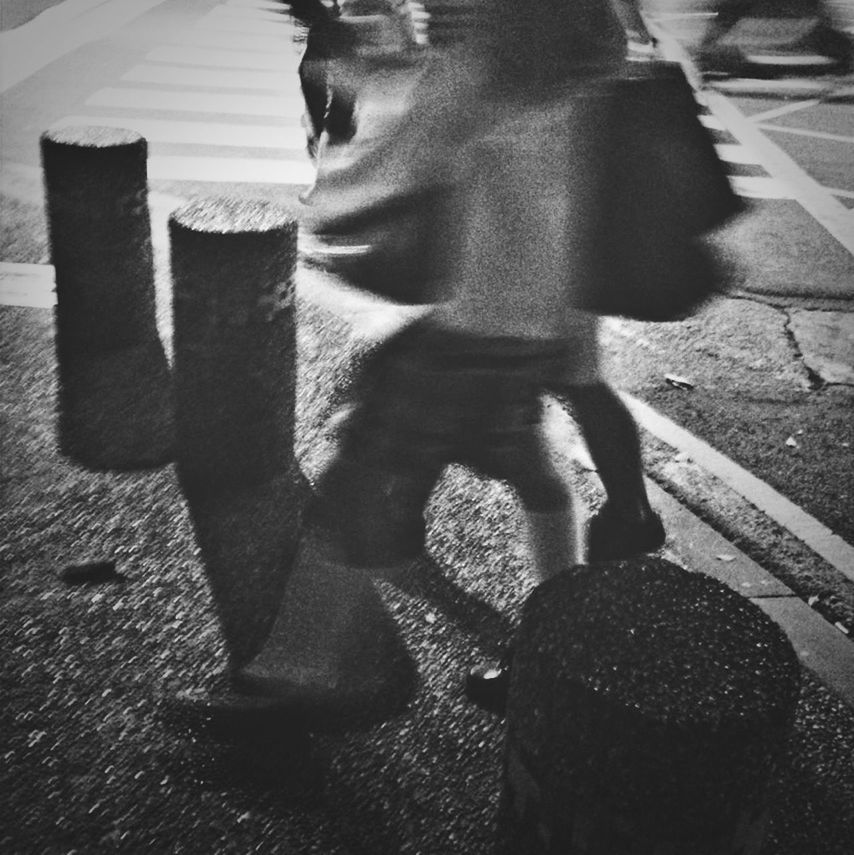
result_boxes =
[170,197,304,666]
[170,197,297,491]
[41,125,173,469]
[497,556,800,855]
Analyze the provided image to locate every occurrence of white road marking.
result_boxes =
[122,64,288,91]
[146,46,298,71]
[729,175,793,199]
[715,142,764,165]
[650,17,854,254]
[169,28,292,54]
[0,0,168,93]
[51,114,308,151]
[198,9,295,34]
[699,113,726,131]
[87,87,296,118]
[209,3,289,22]
[0,263,55,309]
[147,154,313,184]
[622,393,854,582]
[707,89,854,254]
[748,99,824,124]
[757,124,854,146]
[226,0,285,10]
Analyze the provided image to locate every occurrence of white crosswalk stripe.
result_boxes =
[698,113,793,200]
[729,175,794,200]
[87,87,296,118]
[122,64,289,91]
[166,28,295,54]
[52,115,307,151]
[146,46,297,71]
[47,2,312,187]
[43,0,795,197]
[198,9,295,33]
[147,154,313,184]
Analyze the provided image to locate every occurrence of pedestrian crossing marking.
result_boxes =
[168,27,292,55]
[148,154,314,185]
[209,3,288,22]
[87,87,297,119]
[52,115,308,151]
[715,143,768,166]
[729,175,794,200]
[225,0,285,11]
[757,124,854,146]
[699,113,725,132]
[123,64,288,91]
[197,9,295,35]
[146,46,298,71]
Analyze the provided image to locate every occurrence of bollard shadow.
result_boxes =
[179,462,311,670]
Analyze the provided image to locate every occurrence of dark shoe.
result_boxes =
[588,503,666,563]
[465,648,513,715]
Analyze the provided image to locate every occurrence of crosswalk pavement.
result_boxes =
[49,0,315,188]
[41,0,790,200]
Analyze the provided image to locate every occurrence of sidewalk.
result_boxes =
[2,252,854,852]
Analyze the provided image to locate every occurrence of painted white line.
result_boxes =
[146,46,298,71]
[122,64,288,91]
[170,28,292,54]
[0,262,55,309]
[87,87,296,118]
[829,188,854,200]
[0,0,168,93]
[650,16,854,252]
[706,89,854,255]
[699,113,726,132]
[226,0,285,10]
[51,115,307,151]
[715,142,762,166]
[748,99,824,124]
[712,79,854,99]
[729,175,793,200]
[210,3,289,22]
[653,12,716,21]
[198,9,295,34]
[622,392,854,581]
[148,153,313,184]
[757,124,854,146]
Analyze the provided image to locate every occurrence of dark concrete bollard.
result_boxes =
[41,125,173,470]
[497,557,800,855]
[170,197,306,667]
[170,197,297,491]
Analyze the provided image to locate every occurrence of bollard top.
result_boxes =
[512,557,801,728]
[169,197,297,236]
[41,125,145,150]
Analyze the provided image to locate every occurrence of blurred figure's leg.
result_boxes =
[560,381,665,562]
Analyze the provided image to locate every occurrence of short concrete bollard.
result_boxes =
[497,556,800,855]
[41,125,173,469]
[170,197,304,666]
[170,197,297,491]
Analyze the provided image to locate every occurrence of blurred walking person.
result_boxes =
[233,0,667,717]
